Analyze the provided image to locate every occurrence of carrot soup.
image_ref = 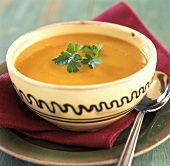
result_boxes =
[14,33,147,85]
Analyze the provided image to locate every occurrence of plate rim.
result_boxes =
[0,128,170,166]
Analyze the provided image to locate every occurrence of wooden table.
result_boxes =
[0,0,170,165]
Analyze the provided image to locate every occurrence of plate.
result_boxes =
[0,61,170,165]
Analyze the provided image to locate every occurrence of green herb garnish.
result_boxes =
[52,43,103,73]
[81,44,103,69]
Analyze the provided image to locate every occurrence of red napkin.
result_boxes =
[0,2,170,149]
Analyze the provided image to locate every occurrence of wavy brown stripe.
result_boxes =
[28,105,133,123]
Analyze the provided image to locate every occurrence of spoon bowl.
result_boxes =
[135,71,170,112]
[118,71,170,166]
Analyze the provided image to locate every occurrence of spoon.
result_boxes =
[117,71,170,166]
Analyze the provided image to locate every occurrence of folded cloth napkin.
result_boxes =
[0,2,170,149]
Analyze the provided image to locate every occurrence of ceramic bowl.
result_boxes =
[6,21,157,131]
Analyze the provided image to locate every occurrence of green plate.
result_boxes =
[0,61,170,165]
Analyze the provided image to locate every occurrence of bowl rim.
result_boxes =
[6,21,157,90]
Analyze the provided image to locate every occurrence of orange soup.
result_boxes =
[14,33,147,85]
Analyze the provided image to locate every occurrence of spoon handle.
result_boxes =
[117,111,146,166]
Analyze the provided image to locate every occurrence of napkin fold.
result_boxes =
[0,1,170,149]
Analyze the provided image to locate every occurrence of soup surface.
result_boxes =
[15,33,147,85]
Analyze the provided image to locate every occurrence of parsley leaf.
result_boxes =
[67,61,81,72]
[52,43,83,72]
[66,43,75,53]
[52,51,70,65]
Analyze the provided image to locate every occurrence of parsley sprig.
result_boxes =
[81,45,103,69]
[52,43,103,73]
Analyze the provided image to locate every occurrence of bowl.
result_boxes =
[6,21,157,131]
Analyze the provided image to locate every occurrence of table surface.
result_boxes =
[0,0,170,166]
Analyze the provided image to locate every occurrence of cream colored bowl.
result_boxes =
[6,21,157,131]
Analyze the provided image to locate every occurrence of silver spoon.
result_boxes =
[117,71,170,166]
